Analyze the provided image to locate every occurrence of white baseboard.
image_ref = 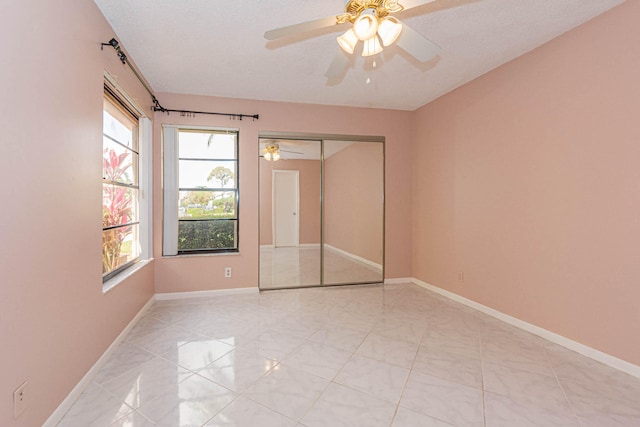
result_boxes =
[155,286,259,301]
[42,296,155,427]
[410,278,640,379]
[384,277,414,285]
[324,244,383,271]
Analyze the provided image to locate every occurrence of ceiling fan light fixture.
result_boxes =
[362,35,383,57]
[378,16,402,46]
[353,9,379,41]
[263,142,281,162]
[337,28,358,54]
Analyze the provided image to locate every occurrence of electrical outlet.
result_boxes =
[13,381,27,418]
[224,267,232,278]
[458,271,464,282]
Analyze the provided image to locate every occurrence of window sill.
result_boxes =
[102,259,154,295]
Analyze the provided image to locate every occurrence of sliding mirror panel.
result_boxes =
[259,139,322,289]
[323,140,384,285]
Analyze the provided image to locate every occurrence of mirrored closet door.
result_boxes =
[259,134,384,290]
[259,139,322,289]
[323,140,384,285]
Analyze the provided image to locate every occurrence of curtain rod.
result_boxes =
[101,38,260,121]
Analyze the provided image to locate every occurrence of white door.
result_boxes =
[273,170,299,247]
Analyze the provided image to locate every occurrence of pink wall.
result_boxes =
[259,158,322,246]
[325,143,384,264]
[10,1,638,425]
[413,1,640,365]
[153,94,414,293]
[0,1,156,426]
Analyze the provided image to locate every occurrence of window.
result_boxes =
[163,127,239,255]
[102,88,141,281]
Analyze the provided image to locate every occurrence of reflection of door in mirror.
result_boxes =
[324,141,384,285]
[259,139,321,289]
[273,170,299,247]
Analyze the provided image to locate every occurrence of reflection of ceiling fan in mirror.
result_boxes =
[260,140,304,162]
[264,0,441,78]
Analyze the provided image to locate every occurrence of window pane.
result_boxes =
[103,97,138,151]
[103,185,139,228]
[178,220,237,251]
[103,110,135,150]
[179,191,236,219]
[103,138,138,185]
[102,224,140,275]
[178,131,236,159]
[178,160,236,189]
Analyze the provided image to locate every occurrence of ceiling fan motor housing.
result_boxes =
[344,0,394,22]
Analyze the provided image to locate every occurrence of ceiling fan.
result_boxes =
[264,0,441,78]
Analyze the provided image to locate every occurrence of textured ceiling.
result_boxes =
[93,0,625,111]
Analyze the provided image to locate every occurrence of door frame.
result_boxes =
[272,169,300,247]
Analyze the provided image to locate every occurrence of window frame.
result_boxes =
[163,126,240,256]
[102,72,152,290]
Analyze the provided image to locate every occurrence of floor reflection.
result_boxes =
[259,245,383,289]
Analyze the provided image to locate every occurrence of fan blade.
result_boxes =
[395,22,440,62]
[265,16,338,40]
[325,50,350,79]
[281,150,304,154]
[398,0,438,11]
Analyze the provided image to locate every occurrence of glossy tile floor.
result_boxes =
[58,283,640,426]
[259,246,383,289]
